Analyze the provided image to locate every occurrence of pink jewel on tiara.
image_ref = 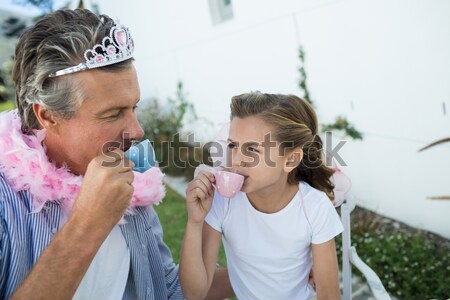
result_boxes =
[95,55,105,63]
[107,45,116,55]
[115,30,127,48]
[49,22,134,77]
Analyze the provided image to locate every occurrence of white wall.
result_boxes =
[97,0,450,238]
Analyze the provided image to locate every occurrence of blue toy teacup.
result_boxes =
[124,139,157,173]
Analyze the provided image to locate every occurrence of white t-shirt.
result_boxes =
[205,181,343,300]
[59,213,131,300]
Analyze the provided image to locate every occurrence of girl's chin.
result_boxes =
[240,182,251,194]
[240,176,256,194]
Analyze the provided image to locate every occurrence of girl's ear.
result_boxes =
[285,148,303,172]
[32,103,59,130]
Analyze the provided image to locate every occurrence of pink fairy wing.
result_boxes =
[331,168,352,207]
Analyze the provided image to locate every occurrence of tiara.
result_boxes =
[49,23,134,77]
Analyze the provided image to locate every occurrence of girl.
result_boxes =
[180,92,343,300]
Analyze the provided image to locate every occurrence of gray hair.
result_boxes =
[12,9,133,134]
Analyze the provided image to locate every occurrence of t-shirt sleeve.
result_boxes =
[204,192,226,233]
[308,193,344,244]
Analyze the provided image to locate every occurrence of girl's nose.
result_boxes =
[231,148,244,169]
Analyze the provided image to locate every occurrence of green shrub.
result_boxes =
[336,208,450,299]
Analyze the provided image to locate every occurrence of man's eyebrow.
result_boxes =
[97,99,140,116]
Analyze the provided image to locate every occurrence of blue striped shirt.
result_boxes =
[0,173,184,300]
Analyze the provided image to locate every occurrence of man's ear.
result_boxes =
[32,103,58,130]
[285,148,303,172]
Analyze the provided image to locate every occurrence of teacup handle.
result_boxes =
[194,164,220,177]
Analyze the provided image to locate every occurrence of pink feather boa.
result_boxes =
[0,110,165,216]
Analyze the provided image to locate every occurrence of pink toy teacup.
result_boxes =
[213,171,244,198]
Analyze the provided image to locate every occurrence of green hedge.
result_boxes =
[336,209,449,299]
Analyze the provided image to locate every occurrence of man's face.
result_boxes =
[45,65,144,175]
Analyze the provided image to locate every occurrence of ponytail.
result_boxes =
[290,134,335,200]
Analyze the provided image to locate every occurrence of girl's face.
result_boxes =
[228,116,294,197]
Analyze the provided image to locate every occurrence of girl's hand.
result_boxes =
[185,171,215,224]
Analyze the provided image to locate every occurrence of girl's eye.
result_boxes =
[247,146,258,153]
[227,143,237,149]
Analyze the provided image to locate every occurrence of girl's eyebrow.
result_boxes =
[227,138,261,147]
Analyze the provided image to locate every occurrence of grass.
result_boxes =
[154,186,227,266]
[0,100,15,112]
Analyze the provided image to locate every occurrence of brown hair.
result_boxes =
[12,9,133,134]
[230,92,335,200]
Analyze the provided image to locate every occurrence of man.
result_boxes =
[0,8,232,300]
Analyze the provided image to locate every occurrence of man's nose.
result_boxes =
[127,115,144,141]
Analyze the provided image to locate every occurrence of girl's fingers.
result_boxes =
[187,181,211,200]
[188,172,214,196]
[191,187,212,211]
[195,174,214,196]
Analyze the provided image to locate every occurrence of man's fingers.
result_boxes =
[99,149,123,169]
[99,148,135,172]
[102,148,124,163]
[308,268,315,287]
[119,158,135,172]
[122,169,135,185]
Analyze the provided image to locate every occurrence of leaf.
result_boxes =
[418,138,450,152]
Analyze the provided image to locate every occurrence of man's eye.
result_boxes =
[110,114,120,119]
[227,143,237,149]
[107,111,122,119]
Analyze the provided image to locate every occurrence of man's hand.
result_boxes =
[71,148,135,228]
[309,268,316,289]
[11,149,135,300]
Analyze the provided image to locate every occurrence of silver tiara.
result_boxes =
[49,23,134,77]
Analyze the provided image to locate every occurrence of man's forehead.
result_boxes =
[78,70,137,93]
[74,67,140,109]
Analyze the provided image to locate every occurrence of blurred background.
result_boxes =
[0,0,449,298]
